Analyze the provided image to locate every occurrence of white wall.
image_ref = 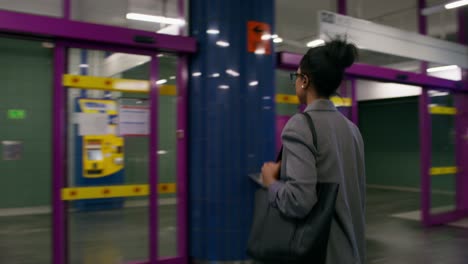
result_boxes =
[103,53,150,77]
[0,0,61,17]
[428,68,462,81]
[357,80,421,101]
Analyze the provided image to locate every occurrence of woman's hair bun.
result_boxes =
[299,37,359,97]
[324,39,358,69]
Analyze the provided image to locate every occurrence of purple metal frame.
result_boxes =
[419,89,431,226]
[337,0,347,15]
[0,10,196,54]
[277,52,462,91]
[418,0,427,36]
[53,42,67,264]
[418,0,431,227]
[60,40,161,56]
[63,0,70,19]
[351,78,358,125]
[346,64,462,90]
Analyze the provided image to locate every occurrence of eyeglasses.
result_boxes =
[290,72,304,83]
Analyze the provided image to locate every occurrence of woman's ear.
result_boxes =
[302,74,310,88]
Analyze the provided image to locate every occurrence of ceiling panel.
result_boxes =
[274,0,462,66]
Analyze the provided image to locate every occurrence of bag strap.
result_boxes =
[276,113,318,162]
[302,113,357,258]
[276,146,283,162]
[301,112,318,151]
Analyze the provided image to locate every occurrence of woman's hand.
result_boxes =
[261,162,281,187]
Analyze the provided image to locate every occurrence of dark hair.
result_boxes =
[300,38,358,98]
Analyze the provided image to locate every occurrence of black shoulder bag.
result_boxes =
[247,112,339,263]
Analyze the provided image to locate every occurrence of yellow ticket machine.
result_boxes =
[75,99,125,210]
[83,136,124,178]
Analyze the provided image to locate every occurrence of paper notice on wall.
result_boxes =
[118,106,149,136]
[2,141,23,160]
[76,113,108,136]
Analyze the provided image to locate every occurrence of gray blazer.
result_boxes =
[269,99,366,264]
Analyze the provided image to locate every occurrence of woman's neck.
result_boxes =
[306,91,327,105]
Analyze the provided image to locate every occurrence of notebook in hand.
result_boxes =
[248,173,266,188]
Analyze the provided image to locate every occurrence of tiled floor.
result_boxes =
[366,188,468,264]
[0,205,177,264]
[1,189,468,263]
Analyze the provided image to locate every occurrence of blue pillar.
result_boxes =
[189,0,275,261]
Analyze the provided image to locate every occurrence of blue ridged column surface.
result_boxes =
[189,0,275,261]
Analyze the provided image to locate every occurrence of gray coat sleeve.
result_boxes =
[268,114,318,219]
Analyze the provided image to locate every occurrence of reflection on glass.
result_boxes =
[226,69,240,77]
[249,81,259,87]
[158,53,178,257]
[206,29,220,35]
[72,0,187,35]
[216,40,230,47]
[87,149,103,161]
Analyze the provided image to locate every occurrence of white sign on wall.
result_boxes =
[318,11,468,68]
[118,105,149,136]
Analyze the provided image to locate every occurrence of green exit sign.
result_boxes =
[8,109,26,120]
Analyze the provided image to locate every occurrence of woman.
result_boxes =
[261,39,366,264]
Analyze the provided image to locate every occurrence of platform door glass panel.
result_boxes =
[0,36,53,264]
[429,90,456,214]
[65,48,152,264]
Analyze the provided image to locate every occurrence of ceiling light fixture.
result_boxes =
[249,81,259,87]
[156,79,168,85]
[273,37,283,43]
[426,65,459,73]
[157,24,180,35]
[255,48,266,55]
[261,34,272,40]
[126,13,186,25]
[307,39,325,48]
[445,0,468,9]
[226,69,240,77]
